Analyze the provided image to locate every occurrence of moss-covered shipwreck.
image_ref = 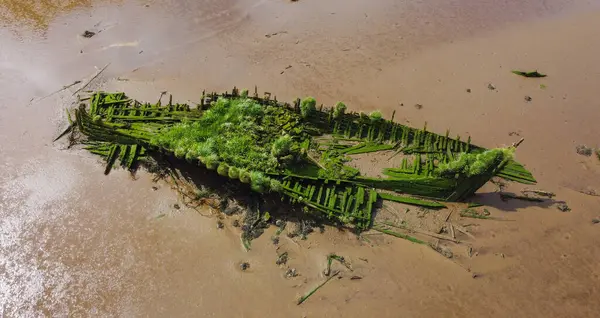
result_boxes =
[69,88,536,230]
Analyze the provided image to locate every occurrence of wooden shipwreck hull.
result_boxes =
[69,88,536,230]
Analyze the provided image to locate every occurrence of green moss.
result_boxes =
[217,162,230,176]
[204,155,219,170]
[228,166,240,179]
[270,179,283,192]
[152,97,306,175]
[300,97,316,118]
[333,102,346,119]
[437,148,513,178]
[369,110,383,122]
[174,147,186,158]
[239,169,251,183]
[250,171,270,192]
[271,135,293,157]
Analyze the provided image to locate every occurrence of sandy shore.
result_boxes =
[1,0,600,317]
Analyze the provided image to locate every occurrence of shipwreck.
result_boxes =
[65,88,536,231]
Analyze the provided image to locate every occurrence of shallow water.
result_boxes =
[1,0,600,316]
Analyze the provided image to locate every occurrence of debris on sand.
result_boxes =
[241,208,270,250]
[511,70,547,78]
[271,236,280,245]
[240,262,250,271]
[372,225,426,244]
[265,31,287,38]
[490,178,507,191]
[82,30,96,38]
[576,145,593,156]
[38,80,82,104]
[466,88,471,93]
[324,253,352,276]
[350,275,363,280]
[71,63,110,96]
[297,271,339,305]
[524,95,532,102]
[287,220,315,240]
[276,252,289,265]
[460,208,491,219]
[286,268,298,278]
[500,192,545,202]
[576,189,600,197]
[414,103,423,109]
[556,202,571,212]
[592,218,599,224]
[430,242,453,259]
[488,83,496,90]
[521,189,555,198]
[173,203,181,210]
[217,220,224,229]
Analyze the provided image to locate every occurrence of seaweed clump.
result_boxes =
[152,97,308,192]
[437,148,514,178]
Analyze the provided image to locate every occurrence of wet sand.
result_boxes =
[1,0,600,317]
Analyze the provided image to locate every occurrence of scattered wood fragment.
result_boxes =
[265,31,287,38]
[449,223,456,239]
[373,226,426,245]
[444,210,454,222]
[430,242,453,258]
[36,80,82,102]
[460,208,491,220]
[512,138,525,148]
[576,189,600,197]
[467,202,483,208]
[521,189,555,198]
[72,63,111,96]
[297,271,340,305]
[53,124,73,142]
[556,202,571,212]
[511,70,546,78]
[499,192,544,202]
[324,253,351,276]
[453,224,476,239]
[382,221,459,243]
[379,192,446,209]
